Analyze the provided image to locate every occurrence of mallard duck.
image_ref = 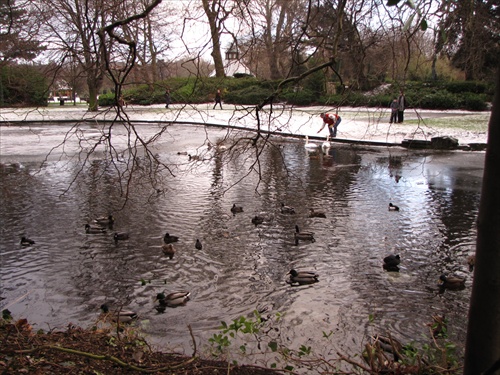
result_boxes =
[280,202,295,214]
[231,204,243,214]
[155,291,190,312]
[439,274,466,290]
[161,243,176,259]
[20,236,35,246]
[114,232,129,242]
[93,215,115,226]
[294,225,315,245]
[163,232,179,244]
[304,135,318,149]
[195,239,203,250]
[85,224,106,234]
[252,216,264,225]
[467,255,475,272]
[188,154,201,161]
[309,208,326,218]
[162,243,176,259]
[388,203,400,211]
[287,269,319,285]
[100,304,138,323]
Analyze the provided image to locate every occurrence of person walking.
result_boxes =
[397,91,406,123]
[318,112,341,138]
[165,89,171,108]
[213,89,222,109]
[390,98,398,123]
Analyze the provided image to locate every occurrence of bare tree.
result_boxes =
[118,0,174,84]
[201,0,234,77]
[37,0,115,111]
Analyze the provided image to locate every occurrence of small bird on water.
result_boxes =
[195,239,202,250]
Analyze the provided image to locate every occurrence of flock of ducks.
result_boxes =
[19,196,472,324]
[80,215,195,319]
[231,201,324,285]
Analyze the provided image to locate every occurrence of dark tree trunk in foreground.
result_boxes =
[202,0,225,78]
[464,67,500,374]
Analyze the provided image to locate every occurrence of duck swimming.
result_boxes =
[383,254,401,272]
[114,232,129,242]
[280,202,295,214]
[294,225,315,245]
[287,269,319,285]
[85,224,106,234]
[188,154,201,161]
[20,236,35,246]
[231,204,244,214]
[155,291,190,312]
[252,216,264,225]
[163,232,179,244]
[383,254,401,267]
[195,239,203,250]
[439,274,466,290]
[100,304,138,323]
[309,208,326,218]
[388,203,400,211]
[93,215,115,226]
[162,243,176,259]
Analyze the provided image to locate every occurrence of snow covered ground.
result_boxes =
[0,103,490,146]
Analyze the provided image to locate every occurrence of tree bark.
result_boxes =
[463,67,500,374]
[87,78,101,112]
[202,0,225,78]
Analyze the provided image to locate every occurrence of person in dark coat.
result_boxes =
[213,89,222,109]
[390,98,398,123]
[397,91,406,123]
[165,89,171,108]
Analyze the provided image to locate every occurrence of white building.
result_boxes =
[211,43,253,77]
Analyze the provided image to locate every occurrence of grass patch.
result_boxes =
[405,115,489,132]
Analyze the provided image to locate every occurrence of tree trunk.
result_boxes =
[87,78,100,112]
[463,67,500,374]
[202,0,225,78]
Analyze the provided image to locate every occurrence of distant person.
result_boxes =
[397,91,406,123]
[390,98,398,123]
[165,89,171,108]
[318,112,341,138]
[213,89,222,109]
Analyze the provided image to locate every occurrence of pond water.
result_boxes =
[0,123,483,367]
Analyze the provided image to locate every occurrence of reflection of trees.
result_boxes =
[304,146,361,200]
[425,169,480,274]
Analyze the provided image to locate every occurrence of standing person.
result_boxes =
[318,112,341,138]
[213,89,222,109]
[397,91,406,123]
[390,98,398,123]
[165,89,171,108]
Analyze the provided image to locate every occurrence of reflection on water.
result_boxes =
[0,124,483,363]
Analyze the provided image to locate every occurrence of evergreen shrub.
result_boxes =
[280,89,315,106]
[1,65,48,107]
[224,85,273,105]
